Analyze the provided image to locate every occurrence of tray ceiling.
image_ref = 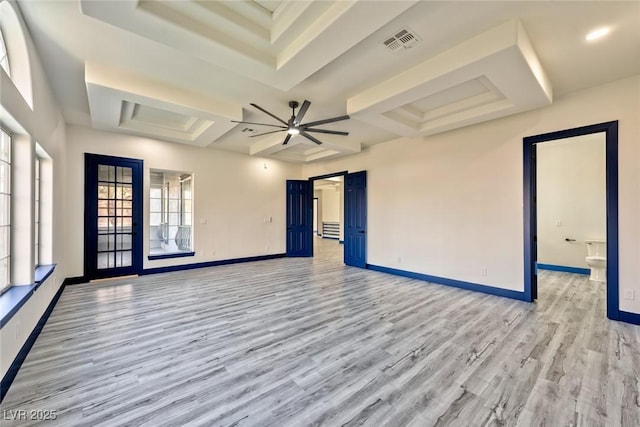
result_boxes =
[15,1,640,163]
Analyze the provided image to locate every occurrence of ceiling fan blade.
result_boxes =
[302,115,350,127]
[231,120,287,129]
[282,134,292,145]
[301,131,323,145]
[303,128,349,136]
[250,103,288,126]
[250,129,285,138]
[294,100,311,125]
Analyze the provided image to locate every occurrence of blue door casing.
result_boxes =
[523,121,618,320]
[85,154,143,279]
[286,180,312,257]
[344,171,367,268]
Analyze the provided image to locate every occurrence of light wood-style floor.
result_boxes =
[2,238,639,426]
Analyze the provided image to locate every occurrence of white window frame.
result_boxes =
[0,128,11,293]
[149,169,193,257]
[0,27,10,77]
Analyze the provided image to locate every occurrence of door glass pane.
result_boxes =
[117,251,132,268]
[98,165,114,182]
[97,252,114,269]
[95,164,134,271]
[118,166,132,184]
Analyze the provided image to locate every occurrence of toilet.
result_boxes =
[585,240,606,282]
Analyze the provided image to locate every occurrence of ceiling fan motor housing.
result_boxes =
[232,100,350,145]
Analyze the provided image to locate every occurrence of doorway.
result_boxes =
[84,154,143,280]
[285,170,367,268]
[523,121,619,320]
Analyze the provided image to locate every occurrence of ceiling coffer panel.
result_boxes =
[347,20,553,137]
[80,0,419,91]
[85,62,242,147]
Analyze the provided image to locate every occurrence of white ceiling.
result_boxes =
[16,1,640,163]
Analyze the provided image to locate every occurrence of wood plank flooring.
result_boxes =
[2,238,639,426]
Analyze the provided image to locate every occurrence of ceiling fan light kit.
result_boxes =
[231,100,349,145]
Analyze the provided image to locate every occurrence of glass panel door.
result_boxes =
[97,165,133,270]
[85,154,142,279]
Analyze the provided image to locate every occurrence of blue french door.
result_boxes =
[85,154,143,279]
[286,180,312,257]
[344,171,367,268]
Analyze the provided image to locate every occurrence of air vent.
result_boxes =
[382,27,421,52]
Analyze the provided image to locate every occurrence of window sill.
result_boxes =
[148,251,195,261]
[0,264,56,328]
[35,264,56,290]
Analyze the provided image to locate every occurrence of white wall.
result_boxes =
[303,75,640,314]
[65,125,301,276]
[537,134,606,268]
[0,0,67,380]
[321,187,341,222]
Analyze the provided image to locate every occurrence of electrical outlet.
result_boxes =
[481,267,488,277]
[200,218,207,225]
[397,257,401,264]
[623,289,635,300]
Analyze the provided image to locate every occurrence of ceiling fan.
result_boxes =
[232,100,349,145]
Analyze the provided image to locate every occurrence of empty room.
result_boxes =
[1,0,639,425]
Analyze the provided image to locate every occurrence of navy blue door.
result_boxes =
[85,154,143,279]
[344,171,367,268]
[286,180,312,257]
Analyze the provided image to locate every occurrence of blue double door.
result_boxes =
[286,171,367,267]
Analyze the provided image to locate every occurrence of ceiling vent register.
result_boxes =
[383,28,421,52]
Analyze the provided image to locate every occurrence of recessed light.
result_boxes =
[287,128,300,135]
[586,27,610,42]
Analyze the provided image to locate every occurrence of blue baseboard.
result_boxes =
[142,253,286,275]
[367,264,528,301]
[1,281,66,402]
[62,276,88,286]
[619,310,640,326]
[536,263,590,275]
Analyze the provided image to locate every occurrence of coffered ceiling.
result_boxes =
[16,1,640,163]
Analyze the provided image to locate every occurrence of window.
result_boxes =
[0,129,10,292]
[0,28,10,77]
[149,170,193,257]
[34,157,40,266]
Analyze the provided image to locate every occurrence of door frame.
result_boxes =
[84,153,144,280]
[523,121,619,320]
[309,171,348,257]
